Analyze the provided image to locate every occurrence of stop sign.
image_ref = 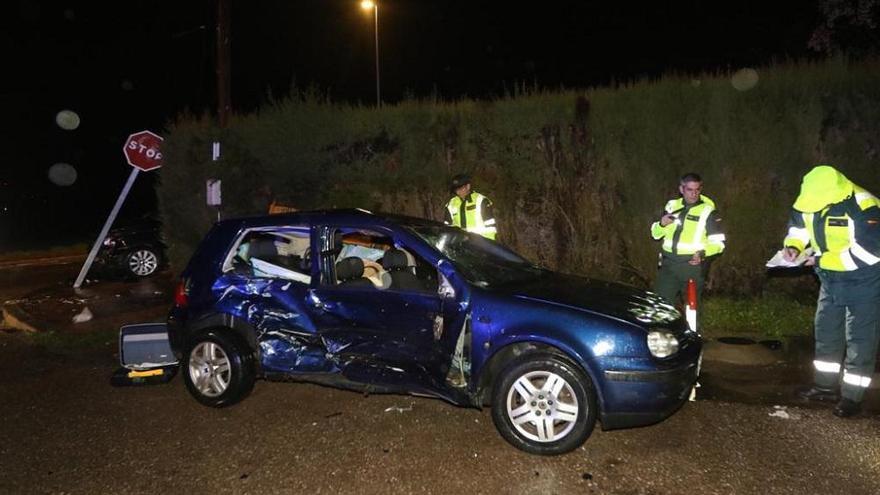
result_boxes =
[123,130,164,171]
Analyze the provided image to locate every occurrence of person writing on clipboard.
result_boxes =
[783,165,880,418]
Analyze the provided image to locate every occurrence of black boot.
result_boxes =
[797,386,839,403]
[832,399,861,418]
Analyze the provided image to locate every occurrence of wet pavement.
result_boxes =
[2,262,880,494]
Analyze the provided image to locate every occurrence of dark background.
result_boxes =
[0,0,818,249]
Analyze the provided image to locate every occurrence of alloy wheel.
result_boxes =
[505,370,580,443]
[188,341,231,397]
[128,249,158,276]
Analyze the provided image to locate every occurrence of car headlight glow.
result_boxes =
[647,331,679,358]
[102,238,116,247]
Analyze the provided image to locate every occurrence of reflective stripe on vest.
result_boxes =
[801,206,880,272]
[446,193,496,239]
[659,198,715,255]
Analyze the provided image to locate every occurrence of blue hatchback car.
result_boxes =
[167,209,701,455]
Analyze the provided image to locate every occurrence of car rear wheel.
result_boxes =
[183,331,255,407]
[491,353,596,455]
[127,248,159,277]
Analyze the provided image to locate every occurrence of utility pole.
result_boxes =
[372,2,380,108]
[216,0,231,127]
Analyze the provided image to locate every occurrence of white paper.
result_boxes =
[766,247,813,268]
[250,257,311,284]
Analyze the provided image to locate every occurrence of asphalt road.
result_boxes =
[1,263,879,494]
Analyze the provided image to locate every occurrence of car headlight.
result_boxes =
[102,238,117,247]
[647,331,679,358]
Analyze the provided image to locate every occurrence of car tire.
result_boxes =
[183,330,255,407]
[491,352,597,455]
[126,247,160,277]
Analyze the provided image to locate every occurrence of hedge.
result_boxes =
[158,58,880,296]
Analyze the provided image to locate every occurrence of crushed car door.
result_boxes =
[307,285,469,403]
[307,227,471,403]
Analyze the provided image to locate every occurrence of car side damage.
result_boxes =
[206,223,474,404]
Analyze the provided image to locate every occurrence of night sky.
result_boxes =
[1,0,818,248]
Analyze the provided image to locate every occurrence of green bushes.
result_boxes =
[158,58,880,296]
[701,296,817,339]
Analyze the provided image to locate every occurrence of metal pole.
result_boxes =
[374,4,381,107]
[74,168,140,288]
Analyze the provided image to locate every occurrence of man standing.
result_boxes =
[650,172,726,309]
[444,174,497,240]
[784,165,880,418]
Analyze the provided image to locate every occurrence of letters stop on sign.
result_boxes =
[123,130,164,172]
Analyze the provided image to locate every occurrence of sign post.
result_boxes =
[74,131,164,288]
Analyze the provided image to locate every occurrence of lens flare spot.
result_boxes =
[48,163,78,186]
[55,109,80,130]
[731,68,759,91]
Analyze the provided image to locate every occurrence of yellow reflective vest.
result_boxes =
[784,184,880,271]
[445,192,497,240]
[650,195,726,257]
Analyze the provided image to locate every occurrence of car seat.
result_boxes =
[382,249,424,291]
[335,257,374,288]
[248,237,301,271]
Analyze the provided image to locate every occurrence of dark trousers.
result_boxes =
[654,256,705,308]
[813,267,880,402]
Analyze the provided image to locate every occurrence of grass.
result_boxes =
[700,295,815,340]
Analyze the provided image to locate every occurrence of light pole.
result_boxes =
[360,0,380,107]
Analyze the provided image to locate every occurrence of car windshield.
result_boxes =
[407,225,543,287]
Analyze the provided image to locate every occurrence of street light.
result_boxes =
[360,0,380,107]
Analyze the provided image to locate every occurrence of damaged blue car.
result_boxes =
[167,209,701,455]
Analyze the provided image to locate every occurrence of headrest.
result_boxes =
[382,249,409,271]
[336,257,364,281]
[247,238,278,259]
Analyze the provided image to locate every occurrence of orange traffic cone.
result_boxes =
[685,278,698,332]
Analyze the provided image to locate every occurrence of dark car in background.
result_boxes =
[167,209,701,455]
[96,218,165,278]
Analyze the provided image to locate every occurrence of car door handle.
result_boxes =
[312,300,335,311]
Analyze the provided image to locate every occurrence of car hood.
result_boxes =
[501,271,682,327]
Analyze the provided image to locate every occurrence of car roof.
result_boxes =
[216,208,446,230]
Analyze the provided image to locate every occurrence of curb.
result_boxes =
[702,338,783,366]
[0,254,85,270]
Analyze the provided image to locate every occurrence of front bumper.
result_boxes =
[598,340,702,430]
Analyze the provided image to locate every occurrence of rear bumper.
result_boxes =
[598,343,701,430]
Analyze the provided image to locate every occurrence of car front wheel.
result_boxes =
[491,353,597,455]
[127,248,159,277]
[183,331,255,407]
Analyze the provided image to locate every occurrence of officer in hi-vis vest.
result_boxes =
[650,172,726,310]
[785,165,880,418]
[444,174,497,240]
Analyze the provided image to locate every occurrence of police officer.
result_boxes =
[650,172,726,309]
[784,165,880,417]
[444,174,497,240]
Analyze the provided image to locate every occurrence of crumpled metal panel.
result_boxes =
[212,274,328,372]
[260,331,337,373]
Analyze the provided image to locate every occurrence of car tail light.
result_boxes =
[174,279,190,308]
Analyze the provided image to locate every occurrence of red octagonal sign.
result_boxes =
[123,130,164,171]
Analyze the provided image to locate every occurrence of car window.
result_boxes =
[408,225,542,288]
[223,226,312,284]
[323,227,438,293]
